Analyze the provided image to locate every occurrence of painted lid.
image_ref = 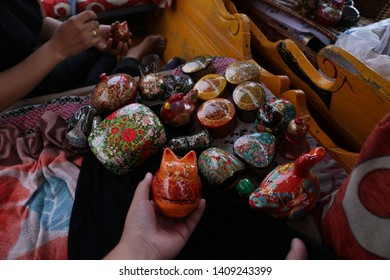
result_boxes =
[182,55,213,74]
[233,132,276,169]
[232,81,266,111]
[194,74,227,100]
[198,147,245,187]
[225,60,260,84]
[197,98,235,128]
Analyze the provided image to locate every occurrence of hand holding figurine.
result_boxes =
[104,172,206,260]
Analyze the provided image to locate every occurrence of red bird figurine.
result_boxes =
[160,89,198,127]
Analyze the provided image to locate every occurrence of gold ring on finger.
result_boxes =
[92,29,97,38]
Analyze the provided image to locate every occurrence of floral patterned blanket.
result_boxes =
[0,98,89,259]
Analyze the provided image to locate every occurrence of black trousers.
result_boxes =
[68,149,338,260]
[26,49,141,98]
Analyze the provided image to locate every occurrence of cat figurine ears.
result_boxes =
[161,147,197,164]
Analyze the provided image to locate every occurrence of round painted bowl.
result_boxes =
[198,147,245,189]
[91,73,138,114]
[197,98,236,138]
[88,103,167,175]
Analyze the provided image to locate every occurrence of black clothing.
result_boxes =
[0,1,42,73]
[68,149,337,260]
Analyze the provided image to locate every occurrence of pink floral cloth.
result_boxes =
[0,109,86,259]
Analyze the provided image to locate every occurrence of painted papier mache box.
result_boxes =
[89,103,167,175]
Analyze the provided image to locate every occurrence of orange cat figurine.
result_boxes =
[152,148,202,218]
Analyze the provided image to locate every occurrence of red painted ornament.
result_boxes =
[110,21,131,47]
[160,89,198,127]
[249,147,326,219]
[315,0,345,26]
[152,148,202,218]
[278,115,311,160]
[91,73,137,114]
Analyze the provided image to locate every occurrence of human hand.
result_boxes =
[95,24,132,57]
[46,11,101,60]
[104,172,206,260]
[285,238,308,260]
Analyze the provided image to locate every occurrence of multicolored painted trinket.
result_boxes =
[255,98,296,137]
[138,62,165,100]
[198,147,245,189]
[66,105,101,148]
[194,74,228,101]
[232,81,266,122]
[89,103,167,175]
[182,55,214,82]
[166,129,212,156]
[249,147,326,219]
[91,73,138,114]
[152,148,202,218]
[235,178,255,196]
[160,89,198,127]
[197,98,236,138]
[233,132,277,177]
[315,0,345,26]
[278,115,311,160]
[225,60,260,87]
[165,74,194,99]
[110,20,131,47]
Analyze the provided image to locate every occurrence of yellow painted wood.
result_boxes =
[144,0,291,97]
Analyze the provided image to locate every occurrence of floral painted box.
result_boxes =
[89,103,167,175]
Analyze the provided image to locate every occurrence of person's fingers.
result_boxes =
[183,199,206,234]
[132,172,153,202]
[85,20,100,34]
[76,10,98,22]
[121,42,129,57]
[285,238,308,260]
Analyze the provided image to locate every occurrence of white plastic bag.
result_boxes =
[335,18,390,81]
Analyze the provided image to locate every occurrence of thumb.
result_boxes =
[132,172,153,202]
[285,238,308,260]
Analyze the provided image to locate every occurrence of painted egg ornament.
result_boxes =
[138,62,165,100]
[88,103,167,175]
[152,148,202,219]
[198,147,245,189]
[249,147,326,219]
[255,98,296,137]
[91,73,138,114]
[233,132,277,177]
[160,89,198,127]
